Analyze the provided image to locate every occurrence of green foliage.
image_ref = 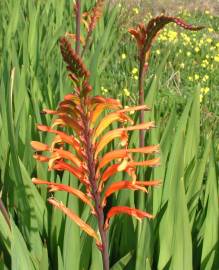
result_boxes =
[0,0,218,269]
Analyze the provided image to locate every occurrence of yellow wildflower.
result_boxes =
[214,55,219,62]
[195,47,200,52]
[200,87,210,95]
[187,52,191,57]
[121,53,126,60]
[208,28,213,32]
[123,88,130,97]
[132,68,138,75]
[202,75,209,82]
[206,38,212,43]
[134,75,138,80]
[133,8,139,14]
[180,63,185,69]
[167,30,177,42]
[188,76,193,81]
[200,94,203,103]
[204,87,210,94]
[205,10,210,15]
[201,59,209,68]
[194,74,199,80]
[156,49,161,55]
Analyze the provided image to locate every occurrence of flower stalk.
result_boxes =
[80,102,110,269]
[129,15,204,147]
[75,0,81,54]
[31,37,160,269]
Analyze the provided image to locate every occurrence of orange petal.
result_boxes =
[52,115,82,134]
[119,105,150,113]
[33,154,49,162]
[52,160,86,179]
[97,149,129,171]
[41,109,58,114]
[94,130,128,158]
[88,96,121,107]
[93,112,133,141]
[59,100,82,116]
[32,178,94,212]
[37,125,82,155]
[65,32,85,46]
[104,206,154,230]
[89,96,121,123]
[50,135,63,151]
[129,158,160,167]
[102,181,147,207]
[98,164,124,189]
[48,198,101,246]
[31,141,49,151]
[53,149,82,168]
[64,93,80,104]
[124,122,155,131]
[136,180,161,187]
[127,145,159,154]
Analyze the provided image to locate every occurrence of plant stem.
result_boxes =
[81,104,110,270]
[138,60,148,148]
[75,0,81,55]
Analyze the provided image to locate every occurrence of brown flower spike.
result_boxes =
[128,15,204,147]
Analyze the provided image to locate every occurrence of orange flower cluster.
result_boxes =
[31,37,160,248]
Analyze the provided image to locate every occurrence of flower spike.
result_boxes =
[32,31,160,264]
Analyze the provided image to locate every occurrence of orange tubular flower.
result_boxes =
[31,37,160,256]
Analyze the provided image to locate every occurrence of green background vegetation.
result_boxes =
[0,0,218,269]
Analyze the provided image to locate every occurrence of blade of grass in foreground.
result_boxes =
[158,97,193,269]
[200,140,219,270]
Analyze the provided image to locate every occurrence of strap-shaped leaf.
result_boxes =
[104,206,154,230]
[48,198,101,247]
